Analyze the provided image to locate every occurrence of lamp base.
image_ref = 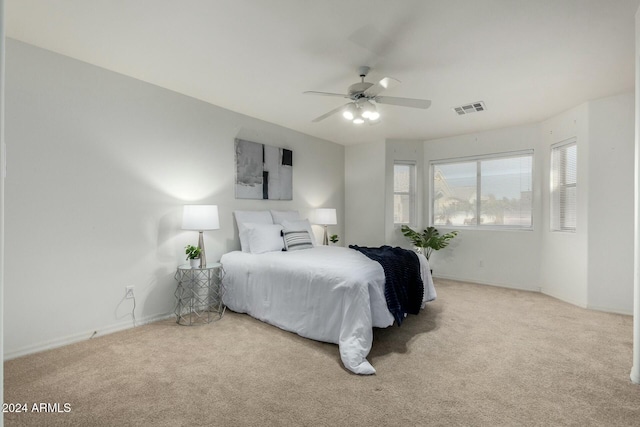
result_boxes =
[323,225,329,246]
[198,231,207,267]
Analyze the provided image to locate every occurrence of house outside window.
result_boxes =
[550,139,577,232]
[431,150,533,229]
[393,162,416,226]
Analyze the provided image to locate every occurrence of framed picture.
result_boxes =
[235,138,293,200]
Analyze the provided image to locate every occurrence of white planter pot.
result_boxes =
[189,258,200,268]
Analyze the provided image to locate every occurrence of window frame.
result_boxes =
[550,138,577,233]
[393,161,417,227]
[429,149,534,230]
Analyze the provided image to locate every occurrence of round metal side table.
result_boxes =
[174,263,225,326]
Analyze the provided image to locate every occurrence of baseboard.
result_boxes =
[586,304,633,316]
[540,287,587,309]
[433,273,540,293]
[435,276,633,317]
[4,312,175,361]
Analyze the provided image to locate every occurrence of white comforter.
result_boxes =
[221,246,435,374]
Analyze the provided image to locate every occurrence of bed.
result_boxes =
[221,210,435,374]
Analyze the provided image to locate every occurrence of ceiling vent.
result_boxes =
[453,101,486,116]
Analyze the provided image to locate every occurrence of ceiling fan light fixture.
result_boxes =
[305,67,430,124]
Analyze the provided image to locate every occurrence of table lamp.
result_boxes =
[315,208,337,245]
[182,205,220,267]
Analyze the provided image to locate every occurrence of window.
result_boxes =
[394,162,416,226]
[431,151,533,228]
[551,139,577,232]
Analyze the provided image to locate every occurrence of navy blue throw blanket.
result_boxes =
[349,245,424,326]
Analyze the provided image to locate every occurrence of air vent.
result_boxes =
[453,101,486,116]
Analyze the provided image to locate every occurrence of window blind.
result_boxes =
[551,140,577,231]
[393,162,416,225]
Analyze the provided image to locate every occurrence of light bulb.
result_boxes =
[342,103,357,121]
[369,111,380,121]
[353,118,365,124]
[360,101,374,119]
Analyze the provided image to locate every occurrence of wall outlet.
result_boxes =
[125,286,134,299]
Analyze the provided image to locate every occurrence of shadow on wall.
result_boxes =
[140,268,178,321]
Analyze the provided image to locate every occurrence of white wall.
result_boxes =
[631,3,640,384]
[587,93,635,313]
[344,141,385,246]
[539,104,590,307]
[4,39,345,358]
[423,125,543,291]
[1,0,5,423]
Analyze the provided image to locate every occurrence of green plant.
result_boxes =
[329,234,339,244]
[400,225,458,261]
[185,245,202,260]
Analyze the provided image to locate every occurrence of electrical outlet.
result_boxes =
[125,286,134,299]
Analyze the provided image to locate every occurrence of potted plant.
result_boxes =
[400,225,458,262]
[329,234,339,245]
[185,245,202,268]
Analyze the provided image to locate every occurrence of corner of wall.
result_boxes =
[344,141,386,246]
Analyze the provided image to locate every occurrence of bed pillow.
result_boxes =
[234,210,274,252]
[246,223,284,254]
[270,210,300,225]
[282,229,313,251]
[281,219,317,246]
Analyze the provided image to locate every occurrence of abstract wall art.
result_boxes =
[235,138,293,200]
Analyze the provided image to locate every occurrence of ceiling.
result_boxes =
[6,0,640,146]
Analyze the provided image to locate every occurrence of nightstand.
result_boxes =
[174,263,225,326]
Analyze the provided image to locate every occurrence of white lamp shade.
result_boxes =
[182,205,220,230]
[315,208,337,225]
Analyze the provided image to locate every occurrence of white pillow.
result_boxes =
[234,210,274,252]
[246,223,284,254]
[270,210,300,225]
[281,219,317,246]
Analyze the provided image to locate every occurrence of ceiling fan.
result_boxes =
[304,66,431,124]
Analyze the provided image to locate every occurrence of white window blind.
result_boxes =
[431,151,533,228]
[551,139,577,232]
[394,162,416,225]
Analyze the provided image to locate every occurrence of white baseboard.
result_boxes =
[539,287,587,309]
[435,275,634,317]
[433,273,540,293]
[4,312,174,361]
[586,304,633,316]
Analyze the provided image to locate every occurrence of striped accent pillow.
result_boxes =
[282,229,313,251]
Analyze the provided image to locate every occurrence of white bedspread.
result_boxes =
[221,245,435,374]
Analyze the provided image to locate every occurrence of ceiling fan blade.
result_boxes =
[312,103,351,123]
[363,77,400,97]
[303,91,349,98]
[375,96,431,109]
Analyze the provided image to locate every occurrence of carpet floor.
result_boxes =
[4,279,640,426]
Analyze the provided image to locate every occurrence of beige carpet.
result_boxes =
[4,279,639,426]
